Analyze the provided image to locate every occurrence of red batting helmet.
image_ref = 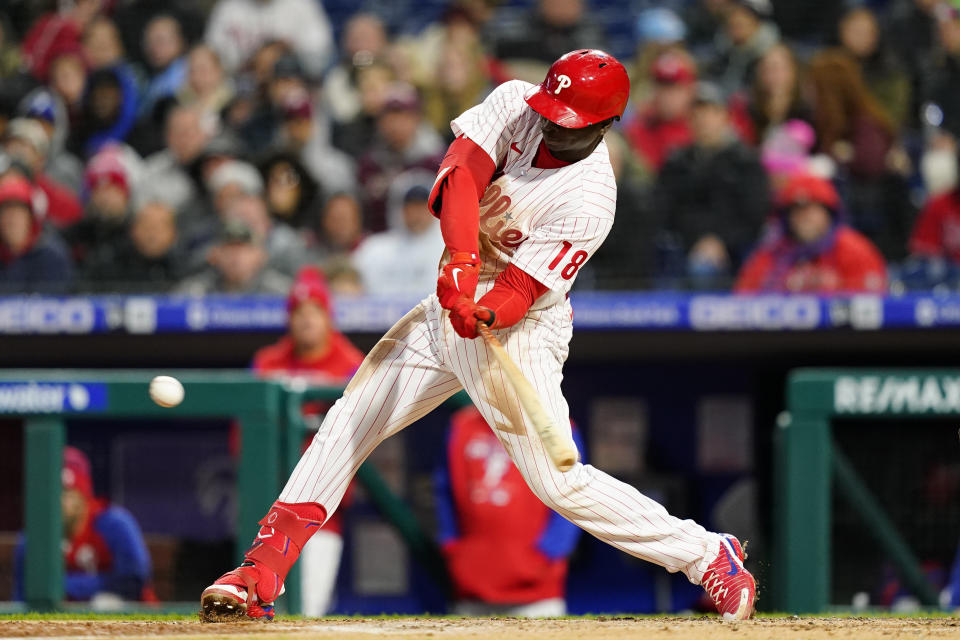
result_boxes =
[524,49,630,128]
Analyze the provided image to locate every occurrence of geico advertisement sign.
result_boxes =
[689,295,821,330]
[0,299,95,333]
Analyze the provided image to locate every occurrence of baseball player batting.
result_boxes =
[200,49,756,622]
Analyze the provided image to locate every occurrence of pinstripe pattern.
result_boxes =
[277,82,722,586]
[280,296,720,583]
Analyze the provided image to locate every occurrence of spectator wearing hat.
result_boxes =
[179,159,264,257]
[21,0,99,82]
[653,81,770,286]
[627,7,689,107]
[274,89,357,197]
[357,83,444,232]
[0,175,74,293]
[254,265,362,378]
[3,118,83,228]
[222,193,309,277]
[760,119,832,191]
[703,0,780,97]
[623,50,697,173]
[251,265,363,615]
[175,218,292,295]
[13,446,155,603]
[735,173,887,293]
[82,197,186,292]
[204,0,334,78]
[206,160,264,218]
[17,88,85,193]
[353,170,445,296]
[67,147,136,273]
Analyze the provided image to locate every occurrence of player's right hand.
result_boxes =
[437,251,480,309]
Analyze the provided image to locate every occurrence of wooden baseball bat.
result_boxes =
[477,322,579,472]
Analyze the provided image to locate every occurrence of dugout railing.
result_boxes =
[6,370,285,611]
[9,370,466,613]
[774,369,956,612]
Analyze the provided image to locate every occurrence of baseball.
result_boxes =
[149,375,184,408]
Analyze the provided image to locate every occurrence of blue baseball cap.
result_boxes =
[635,8,687,44]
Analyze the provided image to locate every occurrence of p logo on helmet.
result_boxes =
[525,49,630,128]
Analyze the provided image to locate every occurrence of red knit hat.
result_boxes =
[62,446,94,499]
[84,149,130,196]
[287,266,331,314]
[0,176,34,212]
[777,173,840,212]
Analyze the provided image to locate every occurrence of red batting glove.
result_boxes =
[449,298,495,339]
[437,251,480,309]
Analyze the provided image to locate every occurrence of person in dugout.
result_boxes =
[14,446,156,605]
[434,406,584,616]
[251,265,364,615]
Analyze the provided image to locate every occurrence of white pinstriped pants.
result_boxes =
[280,295,721,583]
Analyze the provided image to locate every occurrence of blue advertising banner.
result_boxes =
[0,292,957,334]
[0,381,108,413]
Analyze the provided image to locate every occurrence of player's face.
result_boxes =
[539,116,612,162]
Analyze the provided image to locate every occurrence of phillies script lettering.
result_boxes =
[479,185,526,248]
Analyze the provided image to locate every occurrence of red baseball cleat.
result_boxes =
[200,562,281,621]
[700,535,756,620]
[199,501,326,622]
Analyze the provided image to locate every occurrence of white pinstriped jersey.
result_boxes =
[442,80,617,313]
[278,78,725,588]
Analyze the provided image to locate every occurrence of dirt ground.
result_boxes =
[1,617,959,640]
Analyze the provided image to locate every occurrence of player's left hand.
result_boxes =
[449,298,496,339]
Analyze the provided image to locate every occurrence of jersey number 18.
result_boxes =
[548,241,588,280]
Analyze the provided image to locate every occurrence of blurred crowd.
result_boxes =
[1,0,960,295]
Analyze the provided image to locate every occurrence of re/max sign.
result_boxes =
[834,376,960,414]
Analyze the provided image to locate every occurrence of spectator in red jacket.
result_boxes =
[251,266,363,615]
[623,50,696,173]
[3,118,82,228]
[0,175,74,293]
[909,186,960,265]
[735,173,887,293]
[435,406,583,617]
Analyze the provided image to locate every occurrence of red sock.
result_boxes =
[242,501,326,602]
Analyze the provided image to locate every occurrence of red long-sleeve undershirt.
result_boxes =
[430,136,566,329]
